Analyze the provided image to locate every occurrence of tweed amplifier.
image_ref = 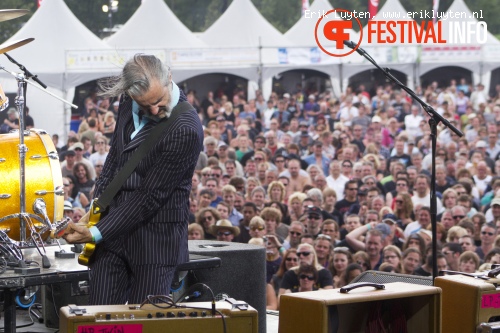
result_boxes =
[59,300,258,333]
[435,274,500,333]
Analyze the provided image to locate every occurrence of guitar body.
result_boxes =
[78,199,102,266]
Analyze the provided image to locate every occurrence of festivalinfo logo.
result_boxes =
[312,8,488,57]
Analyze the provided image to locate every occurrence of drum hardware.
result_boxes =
[0,43,76,265]
[0,194,12,199]
[35,186,65,196]
[30,151,59,160]
[0,158,5,163]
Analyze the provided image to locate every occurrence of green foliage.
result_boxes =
[0,0,498,44]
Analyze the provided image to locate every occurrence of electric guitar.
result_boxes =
[50,217,71,239]
[77,199,102,266]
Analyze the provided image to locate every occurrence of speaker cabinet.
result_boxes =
[43,281,89,328]
[435,274,500,333]
[176,240,266,333]
[279,282,441,333]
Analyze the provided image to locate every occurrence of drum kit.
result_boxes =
[0,9,77,268]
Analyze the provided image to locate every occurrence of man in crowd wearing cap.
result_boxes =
[62,142,96,180]
[486,198,500,224]
[210,219,240,242]
[305,206,323,238]
[297,131,312,157]
[63,200,74,220]
[61,150,77,179]
[302,140,330,176]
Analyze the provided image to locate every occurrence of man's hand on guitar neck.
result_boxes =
[63,222,93,244]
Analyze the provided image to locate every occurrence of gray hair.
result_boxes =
[98,54,171,98]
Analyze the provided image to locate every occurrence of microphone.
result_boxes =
[343,40,366,55]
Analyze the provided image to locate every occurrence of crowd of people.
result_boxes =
[57,77,500,310]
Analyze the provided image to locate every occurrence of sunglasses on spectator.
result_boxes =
[217,231,233,236]
[251,226,265,231]
[453,215,465,220]
[290,231,302,236]
[286,257,298,262]
[297,252,311,257]
[482,231,495,236]
[211,174,221,178]
[308,215,322,220]
[203,216,213,222]
[299,274,315,281]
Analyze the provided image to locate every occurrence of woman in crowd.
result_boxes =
[328,247,353,288]
[288,192,307,223]
[382,245,403,273]
[195,207,221,240]
[285,264,319,293]
[188,223,205,240]
[278,243,333,296]
[267,181,287,204]
[442,188,458,210]
[402,248,422,275]
[272,248,299,296]
[352,251,370,271]
[100,111,116,140]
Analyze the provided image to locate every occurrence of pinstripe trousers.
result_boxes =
[88,245,177,305]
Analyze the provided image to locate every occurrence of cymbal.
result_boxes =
[0,9,29,22]
[0,38,34,55]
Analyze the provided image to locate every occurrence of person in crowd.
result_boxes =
[210,219,240,242]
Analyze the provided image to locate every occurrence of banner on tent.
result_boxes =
[169,48,259,66]
[356,46,419,64]
[276,47,340,65]
[420,45,481,61]
[482,44,500,61]
[66,50,167,70]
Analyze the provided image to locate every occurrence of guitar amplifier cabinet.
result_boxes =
[279,282,441,333]
[59,301,258,333]
[435,274,500,333]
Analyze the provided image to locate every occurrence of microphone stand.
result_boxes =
[343,41,464,282]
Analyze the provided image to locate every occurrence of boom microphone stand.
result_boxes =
[343,41,464,282]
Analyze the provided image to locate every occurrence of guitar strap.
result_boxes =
[92,101,193,214]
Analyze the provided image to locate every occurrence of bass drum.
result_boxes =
[0,129,64,240]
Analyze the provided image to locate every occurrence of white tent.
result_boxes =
[342,0,419,89]
[200,0,293,47]
[106,0,206,49]
[0,0,112,140]
[419,0,500,88]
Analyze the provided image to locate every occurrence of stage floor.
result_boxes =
[12,307,280,332]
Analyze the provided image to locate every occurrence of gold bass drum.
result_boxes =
[0,129,64,240]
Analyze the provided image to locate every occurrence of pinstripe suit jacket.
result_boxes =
[93,91,203,266]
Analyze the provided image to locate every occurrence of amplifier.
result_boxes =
[59,301,258,333]
[435,274,500,333]
[279,282,441,333]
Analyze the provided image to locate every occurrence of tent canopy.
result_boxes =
[200,0,293,47]
[106,0,206,49]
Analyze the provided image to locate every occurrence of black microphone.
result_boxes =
[343,40,366,55]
